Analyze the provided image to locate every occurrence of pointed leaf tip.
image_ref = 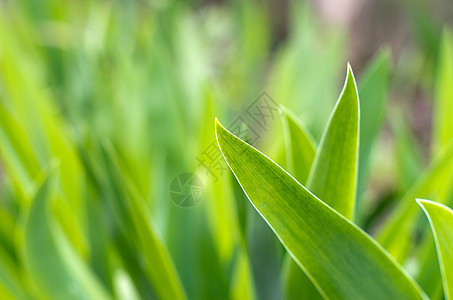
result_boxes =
[216,117,427,299]
[215,117,225,134]
[347,61,352,71]
[417,199,453,300]
[306,62,360,220]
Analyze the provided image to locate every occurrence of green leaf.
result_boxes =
[417,199,453,300]
[282,64,359,299]
[282,107,317,184]
[23,170,111,300]
[306,64,359,221]
[0,245,28,300]
[433,29,453,151]
[215,119,427,299]
[0,105,40,199]
[100,142,188,300]
[230,248,256,300]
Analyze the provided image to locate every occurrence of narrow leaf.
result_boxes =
[215,119,427,299]
[101,142,188,300]
[417,199,453,300]
[306,63,359,221]
[282,108,322,300]
[0,246,27,300]
[23,171,111,300]
[433,29,453,151]
[283,64,359,299]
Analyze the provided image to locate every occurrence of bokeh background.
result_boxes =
[0,0,452,299]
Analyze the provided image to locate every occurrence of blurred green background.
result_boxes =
[0,0,453,299]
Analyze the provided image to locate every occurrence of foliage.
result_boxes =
[0,0,452,299]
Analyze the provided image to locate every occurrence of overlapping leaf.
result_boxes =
[281,107,320,299]
[282,65,359,298]
[306,64,359,221]
[23,171,111,300]
[417,199,453,300]
[79,140,188,300]
[215,118,427,299]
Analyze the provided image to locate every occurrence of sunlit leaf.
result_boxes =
[433,29,453,151]
[281,106,320,299]
[307,63,359,220]
[283,64,359,298]
[215,118,427,299]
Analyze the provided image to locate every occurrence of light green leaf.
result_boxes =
[0,105,40,200]
[433,29,453,151]
[306,63,359,221]
[282,107,317,184]
[0,245,27,300]
[417,199,453,300]
[415,224,444,299]
[23,171,111,300]
[283,64,359,299]
[230,248,256,300]
[215,119,427,299]
[100,142,188,300]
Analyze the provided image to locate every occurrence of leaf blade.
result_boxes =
[433,29,453,151]
[282,64,360,299]
[23,171,111,300]
[306,64,359,220]
[417,199,453,300]
[215,119,427,299]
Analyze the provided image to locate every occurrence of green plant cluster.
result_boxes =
[0,0,452,299]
